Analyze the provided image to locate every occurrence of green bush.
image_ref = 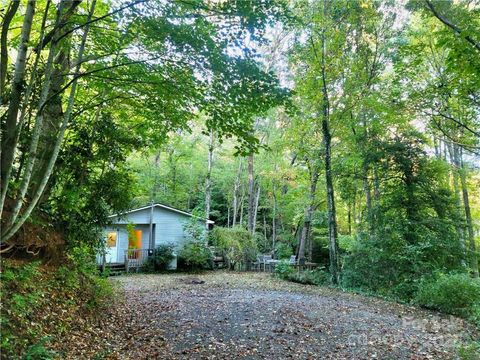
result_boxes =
[414,273,480,324]
[22,337,56,360]
[210,226,256,269]
[274,260,295,279]
[274,242,293,259]
[289,269,330,286]
[143,244,175,272]
[178,240,213,270]
[177,216,212,270]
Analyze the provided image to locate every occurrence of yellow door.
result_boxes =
[128,230,142,258]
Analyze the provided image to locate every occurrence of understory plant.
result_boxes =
[209,226,256,270]
[178,217,213,270]
[1,248,113,358]
[414,272,480,326]
[143,244,175,272]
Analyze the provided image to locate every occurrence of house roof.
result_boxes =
[109,203,215,224]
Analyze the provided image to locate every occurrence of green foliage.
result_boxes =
[414,273,480,325]
[458,341,480,360]
[178,216,213,270]
[274,260,295,279]
[178,240,213,271]
[1,255,114,358]
[286,269,331,286]
[341,136,465,300]
[22,337,56,360]
[338,235,355,252]
[275,242,294,259]
[143,244,175,272]
[210,226,256,268]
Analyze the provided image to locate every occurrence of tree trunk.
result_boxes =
[0,0,20,103]
[3,2,65,234]
[239,185,245,226]
[247,154,255,234]
[322,117,340,284]
[319,12,340,284]
[298,165,319,265]
[2,0,96,242]
[447,142,467,267]
[232,159,242,227]
[152,151,161,199]
[205,130,214,229]
[347,204,352,236]
[227,205,230,228]
[0,1,35,221]
[251,184,260,235]
[31,6,73,202]
[459,151,479,277]
[272,178,277,251]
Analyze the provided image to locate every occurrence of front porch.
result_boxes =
[98,248,152,274]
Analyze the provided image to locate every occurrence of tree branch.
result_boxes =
[425,0,480,53]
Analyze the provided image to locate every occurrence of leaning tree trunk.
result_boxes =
[30,7,73,204]
[2,0,97,242]
[3,1,65,234]
[0,1,51,223]
[0,1,35,221]
[0,0,20,103]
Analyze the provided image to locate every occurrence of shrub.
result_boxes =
[178,240,213,270]
[289,269,330,286]
[22,337,56,360]
[414,273,480,324]
[274,260,295,279]
[143,244,175,272]
[274,242,293,259]
[210,226,256,269]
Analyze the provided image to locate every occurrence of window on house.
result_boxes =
[107,232,117,247]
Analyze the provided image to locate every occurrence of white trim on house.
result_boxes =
[109,203,215,224]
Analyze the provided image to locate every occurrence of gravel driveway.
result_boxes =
[57,272,478,359]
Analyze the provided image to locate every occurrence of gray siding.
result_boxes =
[104,205,207,263]
[110,209,151,224]
[153,207,191,249]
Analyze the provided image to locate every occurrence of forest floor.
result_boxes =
[56,272,478,359]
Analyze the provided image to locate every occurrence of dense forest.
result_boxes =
[1,0,479,358]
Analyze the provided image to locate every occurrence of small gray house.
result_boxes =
[100,203,213,270]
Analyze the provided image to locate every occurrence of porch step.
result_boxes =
[102,262,126,276]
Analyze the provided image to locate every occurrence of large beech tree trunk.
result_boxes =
[2,0,97,242]
[0,1,35,220]
[0,1,20,103]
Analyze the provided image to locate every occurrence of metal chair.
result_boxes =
[289,255,297,265]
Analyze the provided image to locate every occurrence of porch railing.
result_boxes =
[124,249,152,272]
